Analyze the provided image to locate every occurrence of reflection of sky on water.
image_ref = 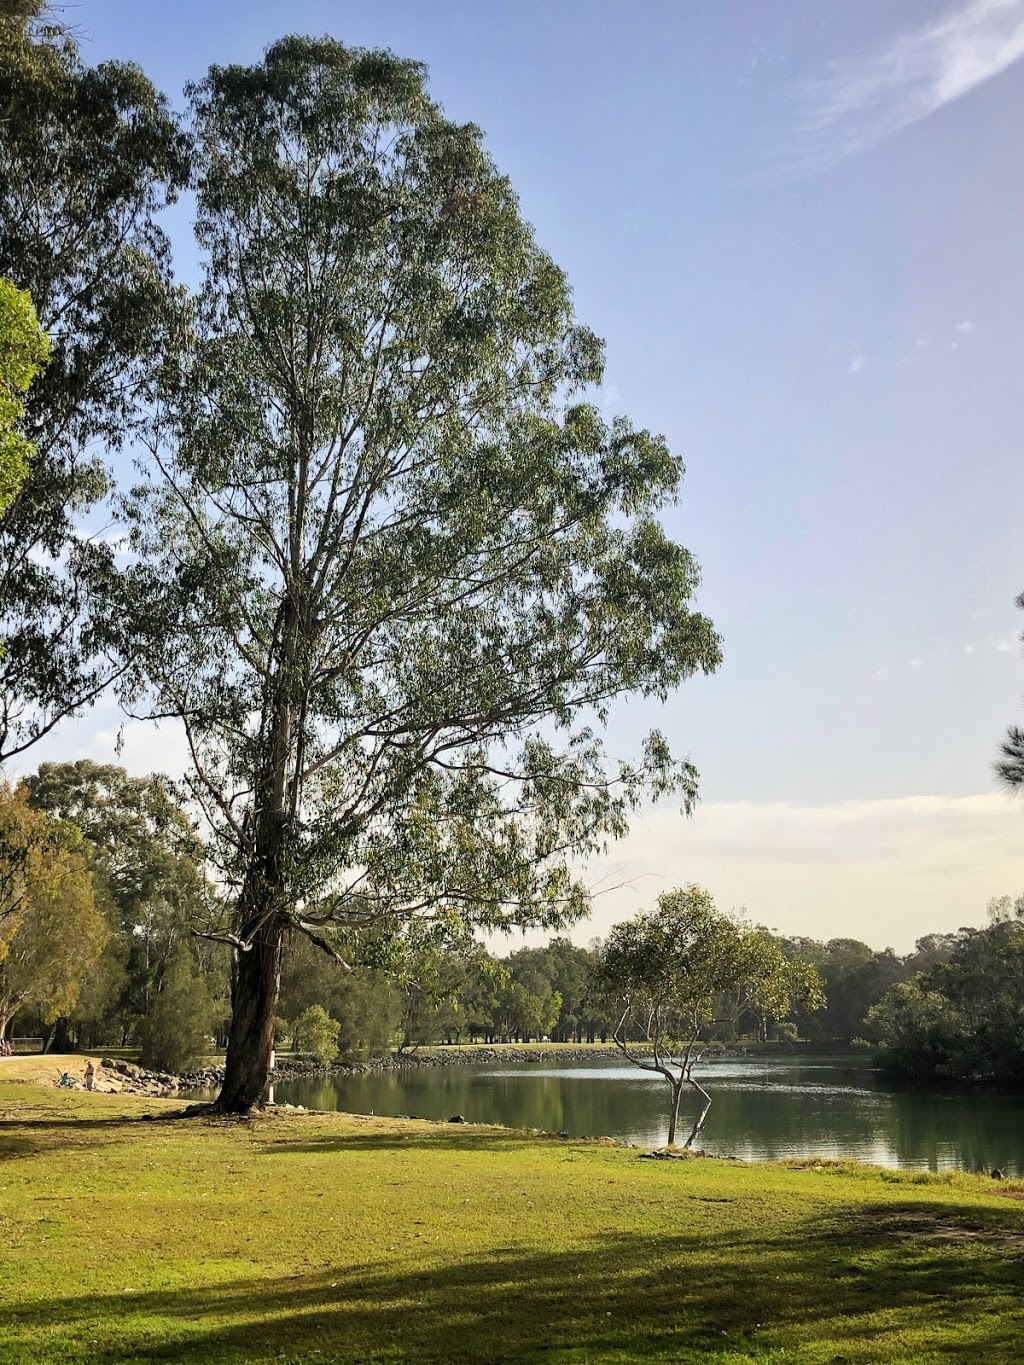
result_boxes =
[197,1055,1024,1176]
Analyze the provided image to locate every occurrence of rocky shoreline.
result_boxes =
[87,1046,626,1097]
[82,1040,815,1098]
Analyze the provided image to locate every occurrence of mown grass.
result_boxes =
[1,1069,1023,1363]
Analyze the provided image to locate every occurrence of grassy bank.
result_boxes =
[1,1062,1022,1363]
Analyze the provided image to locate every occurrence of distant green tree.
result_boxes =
[23,761,224,1044]
[902,932,959,976]
[870,911,1024,1081]
[867,978,972,1079]
[0,788,107,1040]
[778,936,903,1044]
[599,887,822,1148]
[139,944,215,1073]
[293,1005,340,1065]
[277,928,401,1056]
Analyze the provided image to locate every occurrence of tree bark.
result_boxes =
[216,596,298,1115]
[216,914,284,1112]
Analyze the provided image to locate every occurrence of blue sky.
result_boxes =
[34,0,1024,946]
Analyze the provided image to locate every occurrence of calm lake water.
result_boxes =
[255,1055,1024,1174]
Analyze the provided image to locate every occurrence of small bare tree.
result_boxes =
[598,886,822,1148]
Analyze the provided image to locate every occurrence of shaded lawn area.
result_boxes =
[0,1081,1023,1363]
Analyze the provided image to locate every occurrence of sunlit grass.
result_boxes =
[1,1075,1022,1362]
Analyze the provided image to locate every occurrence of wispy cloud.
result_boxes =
[954,318,977,333]
[597,382,621,413]
[788,0,1024,171]
[848,353,866,375]
[579,795,1024,952]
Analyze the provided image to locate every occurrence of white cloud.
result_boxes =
[848,354,865,374]
[954,319,977,333]
[789,0,1024,170]
[910,657,924,667]
[964,643,976,654]
[597,382,621,412]
[573,794,1024,953]
[996,636,1019,652]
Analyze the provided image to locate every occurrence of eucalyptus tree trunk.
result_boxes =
[217,911,285,1112]
[216,635,297,1114]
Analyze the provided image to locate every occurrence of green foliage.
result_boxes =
[0,276,48,513]
[0,785,106,1033]
[139,944,215,1073]
[0,15,189,759]
[279,932,398,1055]
[600,887,822,1053]
[871,910,1024,1081]
[776,933,906,1043]
[995,590,1024,790]
[867,977,970,1079]
[22,760,225,1044]
[293,1004,340,1065]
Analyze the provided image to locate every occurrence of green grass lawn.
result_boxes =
[1,1071,1022,1363]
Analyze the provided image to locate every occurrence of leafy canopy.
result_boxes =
[599,886,823,1057]
[0,10,189,758]
[123,37,722,959]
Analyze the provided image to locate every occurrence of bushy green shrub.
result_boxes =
[293,1004,340,1064]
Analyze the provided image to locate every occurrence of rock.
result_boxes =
[448,1114,468,1124]
[557,1131,569,1139]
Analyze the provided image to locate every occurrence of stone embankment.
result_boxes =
[75,1046,624,1095]
[63,1041,802,1096]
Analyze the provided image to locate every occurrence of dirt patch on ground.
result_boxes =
[854,1210,1024,1247]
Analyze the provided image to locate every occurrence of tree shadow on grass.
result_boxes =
[256,1124,582,1158]
[0,1112,187,1162]
[3,1198,1023,1363]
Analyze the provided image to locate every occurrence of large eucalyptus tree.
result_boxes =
[125,37,722,1112]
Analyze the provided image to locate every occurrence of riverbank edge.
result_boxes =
[86,1039,866,1098]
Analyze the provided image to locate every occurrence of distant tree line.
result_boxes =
[5,760,1021,1087]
